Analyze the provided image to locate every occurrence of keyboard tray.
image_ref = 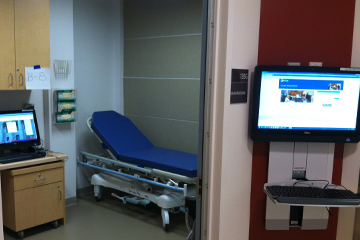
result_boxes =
[264,182,360,207]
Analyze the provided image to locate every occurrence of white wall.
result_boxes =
[45,0,124,202]
[206,0,261,239]
[47,0,77,201]
[73,0,123,190]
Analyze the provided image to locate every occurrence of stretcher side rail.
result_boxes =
[78,161,188,193]
[80,152,192,194]
[81,151,152,174]
[81,151,197,184]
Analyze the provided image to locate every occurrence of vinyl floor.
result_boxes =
[4,189,189,240]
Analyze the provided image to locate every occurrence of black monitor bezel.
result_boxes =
[250,65,360,143]
[0,109,42,151]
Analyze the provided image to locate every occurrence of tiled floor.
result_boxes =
[4,189,189,240]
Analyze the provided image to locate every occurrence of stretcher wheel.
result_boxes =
[161,209,170,231]
[17,230,24,239]
[52,220,59,228]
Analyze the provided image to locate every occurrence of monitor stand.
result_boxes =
[265,142,335,230]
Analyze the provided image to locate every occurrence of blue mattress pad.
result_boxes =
[91,111,198,178]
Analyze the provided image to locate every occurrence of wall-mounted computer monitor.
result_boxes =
[250,65,360,143]
[0,109,41,151]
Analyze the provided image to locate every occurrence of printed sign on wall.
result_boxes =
[230,69,248,104]
[25,67,51,89]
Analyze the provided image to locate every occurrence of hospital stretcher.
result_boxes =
[78,110,198,231]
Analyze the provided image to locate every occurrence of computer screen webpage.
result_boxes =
[258,71,360,130]
[0,112,38,145]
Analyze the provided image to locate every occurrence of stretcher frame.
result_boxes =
[79,117,197,231]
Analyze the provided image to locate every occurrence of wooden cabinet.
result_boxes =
[1,161,65,236]
[0,0,50,90]
[0,0,15,90]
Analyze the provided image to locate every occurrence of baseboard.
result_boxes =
[77,186,94,197]
[65,197,77,207]
[64,186,94,207]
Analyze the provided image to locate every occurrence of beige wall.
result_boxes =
[206,0,261,239]
[338,1,360,239]
[123,0,202,154]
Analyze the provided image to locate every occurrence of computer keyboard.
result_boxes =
[265,185,360,206]
[0,151,46,164]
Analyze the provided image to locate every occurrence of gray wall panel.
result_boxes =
[127,115,199,154]
[124,35,202,78]
[124,0,202,38]
[124,78,200,121]
[124,0,202,153]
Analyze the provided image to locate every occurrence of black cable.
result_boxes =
[325,207,332,216]
[46,150,69,162]
[292,179,348,191]
[324,183,348,190]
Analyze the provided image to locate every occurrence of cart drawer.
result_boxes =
[13,167,63,191]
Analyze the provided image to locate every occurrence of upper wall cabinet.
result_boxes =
[0,0,15,90]
[0,0,50,90]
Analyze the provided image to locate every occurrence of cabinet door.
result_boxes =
[14,181,65,231]
[14,0,50,90]
[0,0,16,90]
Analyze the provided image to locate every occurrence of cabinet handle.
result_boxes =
[35,178,46,181]
[59,189,62,201]
[9,73,13,86]
[19,73,24,86]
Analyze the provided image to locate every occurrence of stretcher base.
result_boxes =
[91,171,195,231]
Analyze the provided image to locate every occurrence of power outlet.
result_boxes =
[288,62,301,66]
[309,62,322,67]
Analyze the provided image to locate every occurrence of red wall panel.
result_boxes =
[250,0,355,239]
[258,0,356,67]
